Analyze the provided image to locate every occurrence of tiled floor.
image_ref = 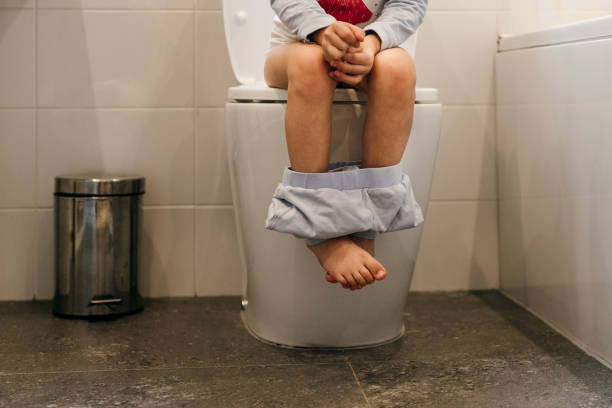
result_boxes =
[0,291,611,407]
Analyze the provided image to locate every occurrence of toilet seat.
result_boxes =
[228,83,439,103]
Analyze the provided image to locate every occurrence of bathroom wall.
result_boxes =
[498,0,612,35]
[0,0,501,300]
[496,6,612,368]
[409,0,500,290]
[0,0,242,300]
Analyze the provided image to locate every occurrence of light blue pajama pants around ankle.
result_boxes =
[264,161,424,245]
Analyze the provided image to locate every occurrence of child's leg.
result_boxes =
[264,43,387,290]
[350,47,417,248]
[264,43,336,173]
[361,47,417,169]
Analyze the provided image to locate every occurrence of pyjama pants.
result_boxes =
[264,160,424,245]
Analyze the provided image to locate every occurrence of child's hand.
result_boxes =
[328,34,381,87]
[313,21,365,62]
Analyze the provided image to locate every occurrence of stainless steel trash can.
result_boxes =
[53,174,145,317]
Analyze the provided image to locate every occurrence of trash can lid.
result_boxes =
[54,174,145,196]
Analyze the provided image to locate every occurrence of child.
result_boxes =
[264,0,428,291]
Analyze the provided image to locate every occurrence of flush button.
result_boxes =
[235,11,247,24]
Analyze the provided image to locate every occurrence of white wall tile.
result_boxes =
[195,207,241,296]
[0,9,34,107]
[497,1,612,36]
[500,0,562,12]
[139,207,195,298]
[0,110,36,207]
[411,200,499,291]
[0,0,33,8]
[562,0,612,10]
[196,109,232,204]
[499,0,511,11]
[196,11,239,107]
[37,10,194,107]
[37,109,194,207]
[498,9,564,35]
[497,11,518,35]
[0,210,37,300]
[565,11,612,20]
[416,11,498,105]
[34,207,241,300]
[38,0,193,8]
[430,106,497,200]
[36,207,203,301]
[196,0,220,10]
[429,0,501,11]
[35,209,54,300]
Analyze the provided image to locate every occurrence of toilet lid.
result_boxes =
[222,0,419,86]
[223,0,275,85]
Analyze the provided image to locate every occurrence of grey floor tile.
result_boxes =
[0,364,367,408]
[344,290,582,363]
[345,291,612,407]
[0,297,345,374]
[351,355,612,408]
[1,291,611,407]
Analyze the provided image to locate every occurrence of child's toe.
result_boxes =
[359,266,375,283]
[365,258,387,280]
[351,270,367,286]
[325,273,337,283]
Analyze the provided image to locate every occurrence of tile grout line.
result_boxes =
[192,0,197,297]
[427,9,499,13]
[0,107,224,110]
[0,361,346,376]
[443,104,495,108]
[33,0,39,300]
[1,105,486,110]
[493,45,502,291]
[346,359,372,408]
[429,198,497,203]
[0,204,234,211]
[32,8,197,12]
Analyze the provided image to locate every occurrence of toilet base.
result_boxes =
[226,101,442,351]
[240,310,406,350]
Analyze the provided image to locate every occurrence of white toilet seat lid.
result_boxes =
[228,83,439,103]
[223,0,275,85]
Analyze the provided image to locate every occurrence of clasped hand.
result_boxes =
[313,21,381,88]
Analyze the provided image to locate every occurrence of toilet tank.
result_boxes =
[222,0,419,85]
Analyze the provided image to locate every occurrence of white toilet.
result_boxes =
[223,0,442,348]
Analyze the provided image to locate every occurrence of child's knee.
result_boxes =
[371,48,416,98]
[287,46,336,98]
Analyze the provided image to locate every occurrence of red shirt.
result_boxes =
[317,0,374,25]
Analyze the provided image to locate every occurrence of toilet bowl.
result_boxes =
[223,0,442,348]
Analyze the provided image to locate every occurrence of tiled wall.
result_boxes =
[498,0,612,35]
[0,0,501,300]
[410,0,500,290]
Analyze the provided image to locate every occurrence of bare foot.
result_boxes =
[350,235,375,257]
[324,236,384,284]
[307,236,387,290]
